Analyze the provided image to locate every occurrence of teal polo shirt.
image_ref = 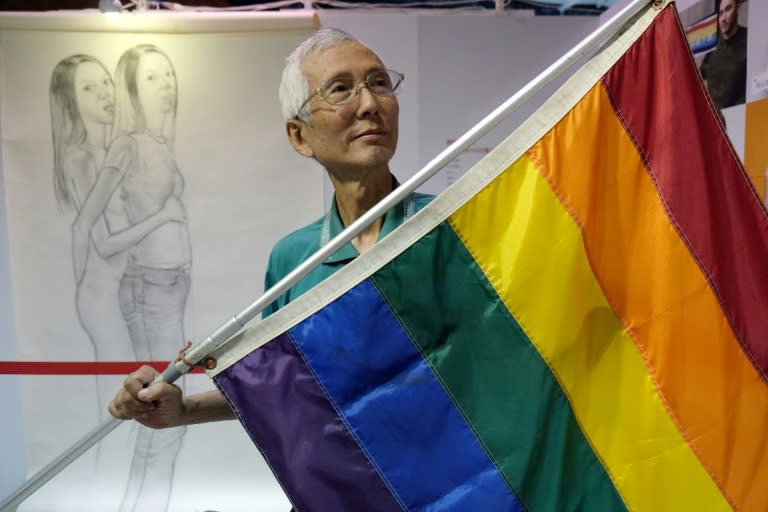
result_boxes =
[263,187,433,318]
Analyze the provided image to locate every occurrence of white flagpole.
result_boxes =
[0,0,653,508]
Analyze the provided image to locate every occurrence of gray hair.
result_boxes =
[279,27,359,122]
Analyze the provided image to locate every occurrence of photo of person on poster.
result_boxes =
[699,0,748,110]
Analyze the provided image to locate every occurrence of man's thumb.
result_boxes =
[137,386,155,402]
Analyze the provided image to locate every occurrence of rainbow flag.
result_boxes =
[207,2,768,510]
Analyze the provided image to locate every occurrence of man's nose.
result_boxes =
[355,84,380,116]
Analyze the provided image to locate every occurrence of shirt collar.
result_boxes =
[320,176,415,264]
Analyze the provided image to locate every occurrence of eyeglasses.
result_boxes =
[297,69,404,118]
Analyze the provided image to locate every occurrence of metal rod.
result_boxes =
[0,1,651,508]
[0,417,122,511]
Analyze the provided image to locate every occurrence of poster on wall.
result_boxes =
[680,0,763,194]
[0,13,322,512]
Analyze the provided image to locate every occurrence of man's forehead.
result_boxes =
[303,41,385,82]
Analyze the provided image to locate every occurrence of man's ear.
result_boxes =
[286,119,315,158]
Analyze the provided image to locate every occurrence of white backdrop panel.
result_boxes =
[0,19,321,512]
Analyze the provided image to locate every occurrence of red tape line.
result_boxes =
[0,361,204,375]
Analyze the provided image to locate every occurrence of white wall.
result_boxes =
[415,13,598,193]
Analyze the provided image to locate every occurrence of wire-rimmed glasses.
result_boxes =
[297,69,404,118]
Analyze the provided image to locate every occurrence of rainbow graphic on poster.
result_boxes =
[686,13,717,54]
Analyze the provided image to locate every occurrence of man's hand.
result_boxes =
[108,365,185,429]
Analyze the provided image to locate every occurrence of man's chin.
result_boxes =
[720,23,737,38]
[355,147,395,168]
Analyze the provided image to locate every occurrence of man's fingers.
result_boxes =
[137,380,180,403]
[107,399,124,419]
[124,365,159,400]
[108,389,153,419]
[108,365,184,427]
[108,365,162,420]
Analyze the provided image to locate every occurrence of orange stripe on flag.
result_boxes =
[529,83,768,510]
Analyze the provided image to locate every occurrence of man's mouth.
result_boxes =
[354,129,387,140]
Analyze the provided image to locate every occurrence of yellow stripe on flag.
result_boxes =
[450,130,729,510]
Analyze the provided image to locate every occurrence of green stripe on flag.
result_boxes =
[372,225,626,511]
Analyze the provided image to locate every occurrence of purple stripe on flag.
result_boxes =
[214,332,404,512]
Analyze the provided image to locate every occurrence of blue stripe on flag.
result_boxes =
[289,279,523,511]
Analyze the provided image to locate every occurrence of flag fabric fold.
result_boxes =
[207,2,768,510]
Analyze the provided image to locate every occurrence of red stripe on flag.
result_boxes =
[602,6,768,382]
[0,361,204,375]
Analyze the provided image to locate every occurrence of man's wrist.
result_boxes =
[180,390,235,425]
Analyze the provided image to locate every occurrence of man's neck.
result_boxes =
[331,169,394,253]
[722,25,740,41]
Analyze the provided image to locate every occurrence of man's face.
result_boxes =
[296,41,399,180]
[718,0,739,40]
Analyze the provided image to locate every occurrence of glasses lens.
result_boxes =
[322,77,356,105]
[321,70,404,106]
[369,70,394,94]
[371,70,404,96]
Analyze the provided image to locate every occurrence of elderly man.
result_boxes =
[108,27,432,509]
[699,0,748,110]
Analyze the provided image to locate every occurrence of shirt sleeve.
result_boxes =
[262,259,280,319]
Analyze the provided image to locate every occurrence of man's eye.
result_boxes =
[370,73,392,89]
[326,82,350,94]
